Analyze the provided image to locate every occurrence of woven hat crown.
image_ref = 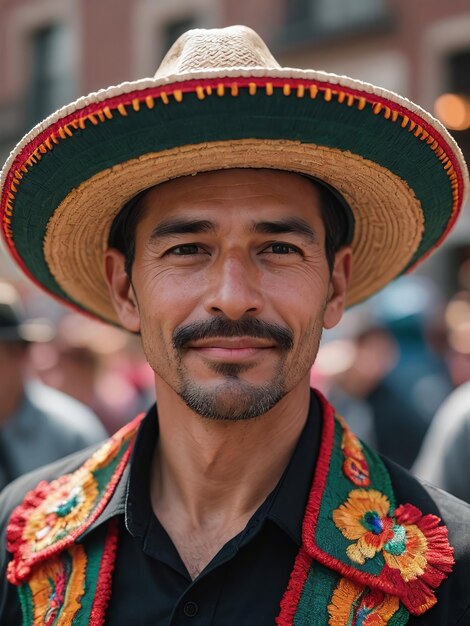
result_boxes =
[154,25,281,78]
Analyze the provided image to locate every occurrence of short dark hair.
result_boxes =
[108,174,354,277]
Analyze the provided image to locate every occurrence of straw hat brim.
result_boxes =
[1,70,468,325]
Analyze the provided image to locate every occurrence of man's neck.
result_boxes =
[149,377,311,577]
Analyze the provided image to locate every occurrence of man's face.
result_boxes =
[106,169,351,420]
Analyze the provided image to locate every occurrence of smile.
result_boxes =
[185,338,276,361]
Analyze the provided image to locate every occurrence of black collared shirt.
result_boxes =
[1,391,470,625]
[104,394,322,625]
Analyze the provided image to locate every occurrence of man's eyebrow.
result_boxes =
[150,218,215,240]
[251,218,318,243]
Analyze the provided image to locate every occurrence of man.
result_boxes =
[0,282,107,490]
[0,25,469,625]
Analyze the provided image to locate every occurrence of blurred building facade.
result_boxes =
[0,0,469,290]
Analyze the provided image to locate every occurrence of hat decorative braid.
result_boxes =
[0,26,468,325]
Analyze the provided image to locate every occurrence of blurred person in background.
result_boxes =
[314,278,452,469]
[34,313,153,434]
[413,291,470,502]
[0,282,107,490]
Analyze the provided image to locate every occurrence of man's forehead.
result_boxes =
[139,168,321,213]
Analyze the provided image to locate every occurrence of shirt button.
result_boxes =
[183,601,199,618]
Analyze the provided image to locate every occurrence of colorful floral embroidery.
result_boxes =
[333,489,394,564]
[27,544,87,626]
[7,415,141,586]
[333,489,454,612]
[338,415,370,487]
[22,468,99,554]
[328,578,403,625]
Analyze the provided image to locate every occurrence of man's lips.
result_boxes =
[185,337,276,360]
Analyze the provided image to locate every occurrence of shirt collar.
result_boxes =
[124,391,322,547]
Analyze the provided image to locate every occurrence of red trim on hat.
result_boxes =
[0,75,464,317]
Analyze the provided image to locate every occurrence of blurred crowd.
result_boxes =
[1,261,470,500]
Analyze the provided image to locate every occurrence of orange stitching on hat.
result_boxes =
[310,85,318,98]
[2,78,463,255]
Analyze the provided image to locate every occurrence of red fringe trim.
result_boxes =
[276,548,312,625]
[89,518,119,626]
[6,415,142,586]
[386,504,455,613]
[302,390,337,550]
[275,390,335,624]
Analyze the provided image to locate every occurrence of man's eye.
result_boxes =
[168,244,204,255]
[264,243,301,255]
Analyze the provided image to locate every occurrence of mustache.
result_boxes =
[172,317,294,351]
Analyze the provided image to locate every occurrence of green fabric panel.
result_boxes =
[293,561,410,625]
[314,419,396,576]
[17,584,33,626]
[390,605,411,625]
[10,89,452,309]
[73,524,108,625]
[293,562,336,625]
[92,438,130,495]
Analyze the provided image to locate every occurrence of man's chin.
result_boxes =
[179,378,285,421]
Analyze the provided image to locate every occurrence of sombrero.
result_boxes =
[0,25,468,325]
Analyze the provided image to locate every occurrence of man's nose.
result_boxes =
[204,254,263,320]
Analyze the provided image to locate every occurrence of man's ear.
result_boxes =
[104,248,140,333]
[323,246,353,330]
